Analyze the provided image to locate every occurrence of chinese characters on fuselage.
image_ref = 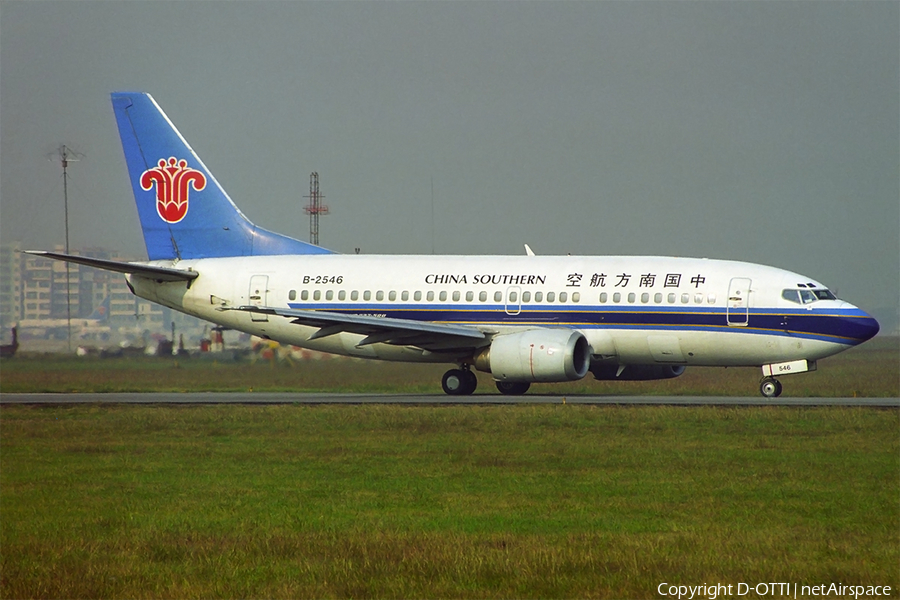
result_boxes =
[568,273,706,289]
[421,272,708,288]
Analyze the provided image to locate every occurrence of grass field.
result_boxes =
[1,336,897,396]
[1,338,897,597]
[1,404,898,598]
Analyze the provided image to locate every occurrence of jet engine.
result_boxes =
[590,363,686,381]
[473,329,591,382]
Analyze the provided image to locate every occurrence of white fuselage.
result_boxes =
[128,254,876,370]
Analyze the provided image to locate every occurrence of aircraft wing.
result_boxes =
[24,251,198,282]
[231,305,488,351]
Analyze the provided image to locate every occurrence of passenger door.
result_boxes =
[726,277,751,326]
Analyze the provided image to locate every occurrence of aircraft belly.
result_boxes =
[602,329,843,367]
[647,335,686,363]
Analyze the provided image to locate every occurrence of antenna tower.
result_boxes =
[303,172,329,246]
[49,144,84,351]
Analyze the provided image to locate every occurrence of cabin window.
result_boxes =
[466,291,474,302]
[414,291,422,301]
[376,291,384,301]
[427,291,435,301]
[326,290,334,301]
[613,292,621,303]
[401,291,409,301]
[364,291,371,301]
[694,293,703,304]
[509,291,518,302]
[389,291,397,301]
[439,291,448,301]
[351,291,359,301]
[289,290,297,301]
[599,292,608,303]
[681,293,690,304]
[627,293,636,303]
[494,291,503,302]
[667,293,676,304]
[559,292,567,302]
[479,291,488,302]
[641,293,650,304]
[654,293,663,303]
[535,291,543,302]
[339,291,346,301]
[707,294,716,304]
[453,291,460,301]
[572,292,580,303]
[301,290,309,301]
[522,291,531,302]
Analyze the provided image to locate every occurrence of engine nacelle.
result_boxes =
[474,329,591,382]
[590,363,686,381]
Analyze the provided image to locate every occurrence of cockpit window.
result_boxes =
[782,288,836,304]
[782,289,800,304]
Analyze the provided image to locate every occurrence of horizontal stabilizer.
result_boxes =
[24,251,199,282]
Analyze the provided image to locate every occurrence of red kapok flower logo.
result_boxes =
[140,157,207,224]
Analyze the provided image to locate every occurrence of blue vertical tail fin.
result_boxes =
[111,92,332,260]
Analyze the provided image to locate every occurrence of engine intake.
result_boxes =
[474,329,591,382]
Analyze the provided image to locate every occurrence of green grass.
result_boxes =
[1,404,898,598]
[1,336,897,396]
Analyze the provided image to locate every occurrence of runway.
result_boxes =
[1,392,897,407]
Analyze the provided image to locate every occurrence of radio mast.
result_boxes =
[49,144,83,351]
[303,172,329,246]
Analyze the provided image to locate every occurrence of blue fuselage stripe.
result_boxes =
[286,303,877,345]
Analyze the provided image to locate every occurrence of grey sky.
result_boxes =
[1,1,897,324]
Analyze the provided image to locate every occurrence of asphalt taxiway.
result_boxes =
[1,393,897,407]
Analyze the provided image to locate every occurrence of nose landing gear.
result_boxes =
[758,359,815,398]
[759,376,783,398]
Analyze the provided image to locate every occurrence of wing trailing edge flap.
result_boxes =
[231,306,488,351]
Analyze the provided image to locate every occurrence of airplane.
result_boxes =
[27,92,880,397]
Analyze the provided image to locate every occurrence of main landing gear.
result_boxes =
[441,367,478,396]
[440,367,532,396]
[759,376,783,398]
[495,381,531,395]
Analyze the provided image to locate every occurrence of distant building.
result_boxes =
[21,251,52,321]
[0,242,23,328]
[1,242,210,340]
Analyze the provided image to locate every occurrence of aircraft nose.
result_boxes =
[845,308,880,344]
[859,312,880,342]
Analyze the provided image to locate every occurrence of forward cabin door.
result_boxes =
[726,277,751,326]
[249,275,269,322]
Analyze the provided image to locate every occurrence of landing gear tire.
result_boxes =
[462,369,478,394]
[759,377,783,398]
[496,381,531,395]
[442,368,477,395]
